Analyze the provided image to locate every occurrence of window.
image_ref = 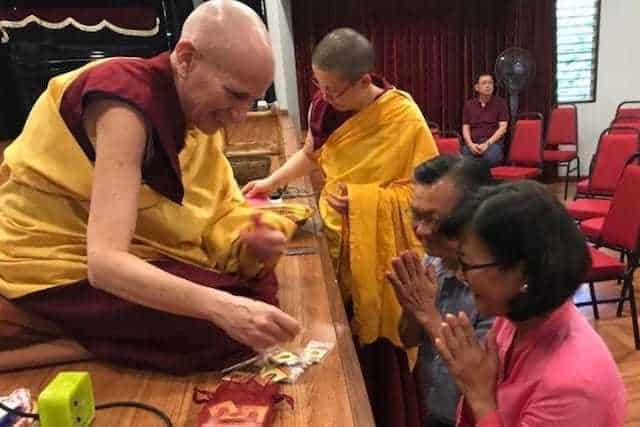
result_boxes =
[555,0,601,103]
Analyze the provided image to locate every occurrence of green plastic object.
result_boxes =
[37,372,96,427]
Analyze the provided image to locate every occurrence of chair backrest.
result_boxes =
[589,128,640,193]
[435,131,461,155]
[601,154,640,252]
[614,101,640,123]
[546,104,577,147]
[507,112,544,167]
[611,120,640,132]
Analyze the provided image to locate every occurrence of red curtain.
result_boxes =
[292,0,555,132]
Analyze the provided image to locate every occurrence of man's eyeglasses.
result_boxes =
[311,76,356,99]
[407,208,443,229]
[457,257,500,273]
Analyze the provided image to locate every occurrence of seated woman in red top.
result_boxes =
[461,73,508,167]
[436,181,625,427]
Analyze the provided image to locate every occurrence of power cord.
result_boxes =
[0,400,172,426]
[95,401,172,426]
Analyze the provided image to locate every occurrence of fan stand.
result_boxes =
[508,91,520,123]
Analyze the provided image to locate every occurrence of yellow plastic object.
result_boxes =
[38,372,95,427]
[256,203,314,227]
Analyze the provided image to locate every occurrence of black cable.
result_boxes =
[95,401,172,427]
[0,400,39,420]
[0,400,172,426]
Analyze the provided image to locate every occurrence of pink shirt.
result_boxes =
[457,302,626,427]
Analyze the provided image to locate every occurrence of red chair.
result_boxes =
[575,127,640,199]
[543,104,579,199]
[576,154,640,349]
[435,131,461,156]
[491,112,543,181]
[566,198,610,221]
[613,100,640,124]
[576,152,640,240]
[611,120,640,133]
[610,101,640,133]
[579,216,604,241]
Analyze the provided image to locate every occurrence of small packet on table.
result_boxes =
[259,366,289,384]
[268,350,301,367]
[301,341,333,366]
[257,365,305,385]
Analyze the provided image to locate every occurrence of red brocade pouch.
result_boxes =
[193,379,294,426]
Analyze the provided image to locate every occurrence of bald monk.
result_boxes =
[243,28,438,426]
[0,0,300,374]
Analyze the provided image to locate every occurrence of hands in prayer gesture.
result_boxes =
[435,312,499,419]
[386,250,438,327]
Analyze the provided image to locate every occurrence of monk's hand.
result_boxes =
[435,312,498,419]
[239,213,288,269]
[326,183,348,215]
[386,250,438,327]
[242,177,277,199]
[217,294,301,351]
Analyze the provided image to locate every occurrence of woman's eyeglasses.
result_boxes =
[457,257,500,273]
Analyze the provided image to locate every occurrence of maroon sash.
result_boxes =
[14,260,278,375]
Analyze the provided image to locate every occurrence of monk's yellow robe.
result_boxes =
[317,89,438,346]
[0,60,295,300]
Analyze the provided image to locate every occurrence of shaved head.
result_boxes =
[171,0,275,133]
[180,0,273,79]
[312,28,374,81]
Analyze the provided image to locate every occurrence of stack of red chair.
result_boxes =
[575,154,640,350]
[566,128,640,225]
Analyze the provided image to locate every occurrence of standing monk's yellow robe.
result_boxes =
[317,90,438,346]
[0,57,295,300]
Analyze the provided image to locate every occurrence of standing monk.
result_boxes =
[0,0,300,374]
[243,28,438,426]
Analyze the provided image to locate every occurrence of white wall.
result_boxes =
[265,0,301,129]
[575,0,640,175]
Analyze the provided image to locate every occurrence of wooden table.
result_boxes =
[0,116,374,426]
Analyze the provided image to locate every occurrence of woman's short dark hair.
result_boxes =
[414,155,494,237]
[454,180,591,321]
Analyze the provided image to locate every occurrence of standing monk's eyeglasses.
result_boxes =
[311,76,357,99]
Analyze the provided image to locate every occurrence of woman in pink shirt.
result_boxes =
[435,181,626,426]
